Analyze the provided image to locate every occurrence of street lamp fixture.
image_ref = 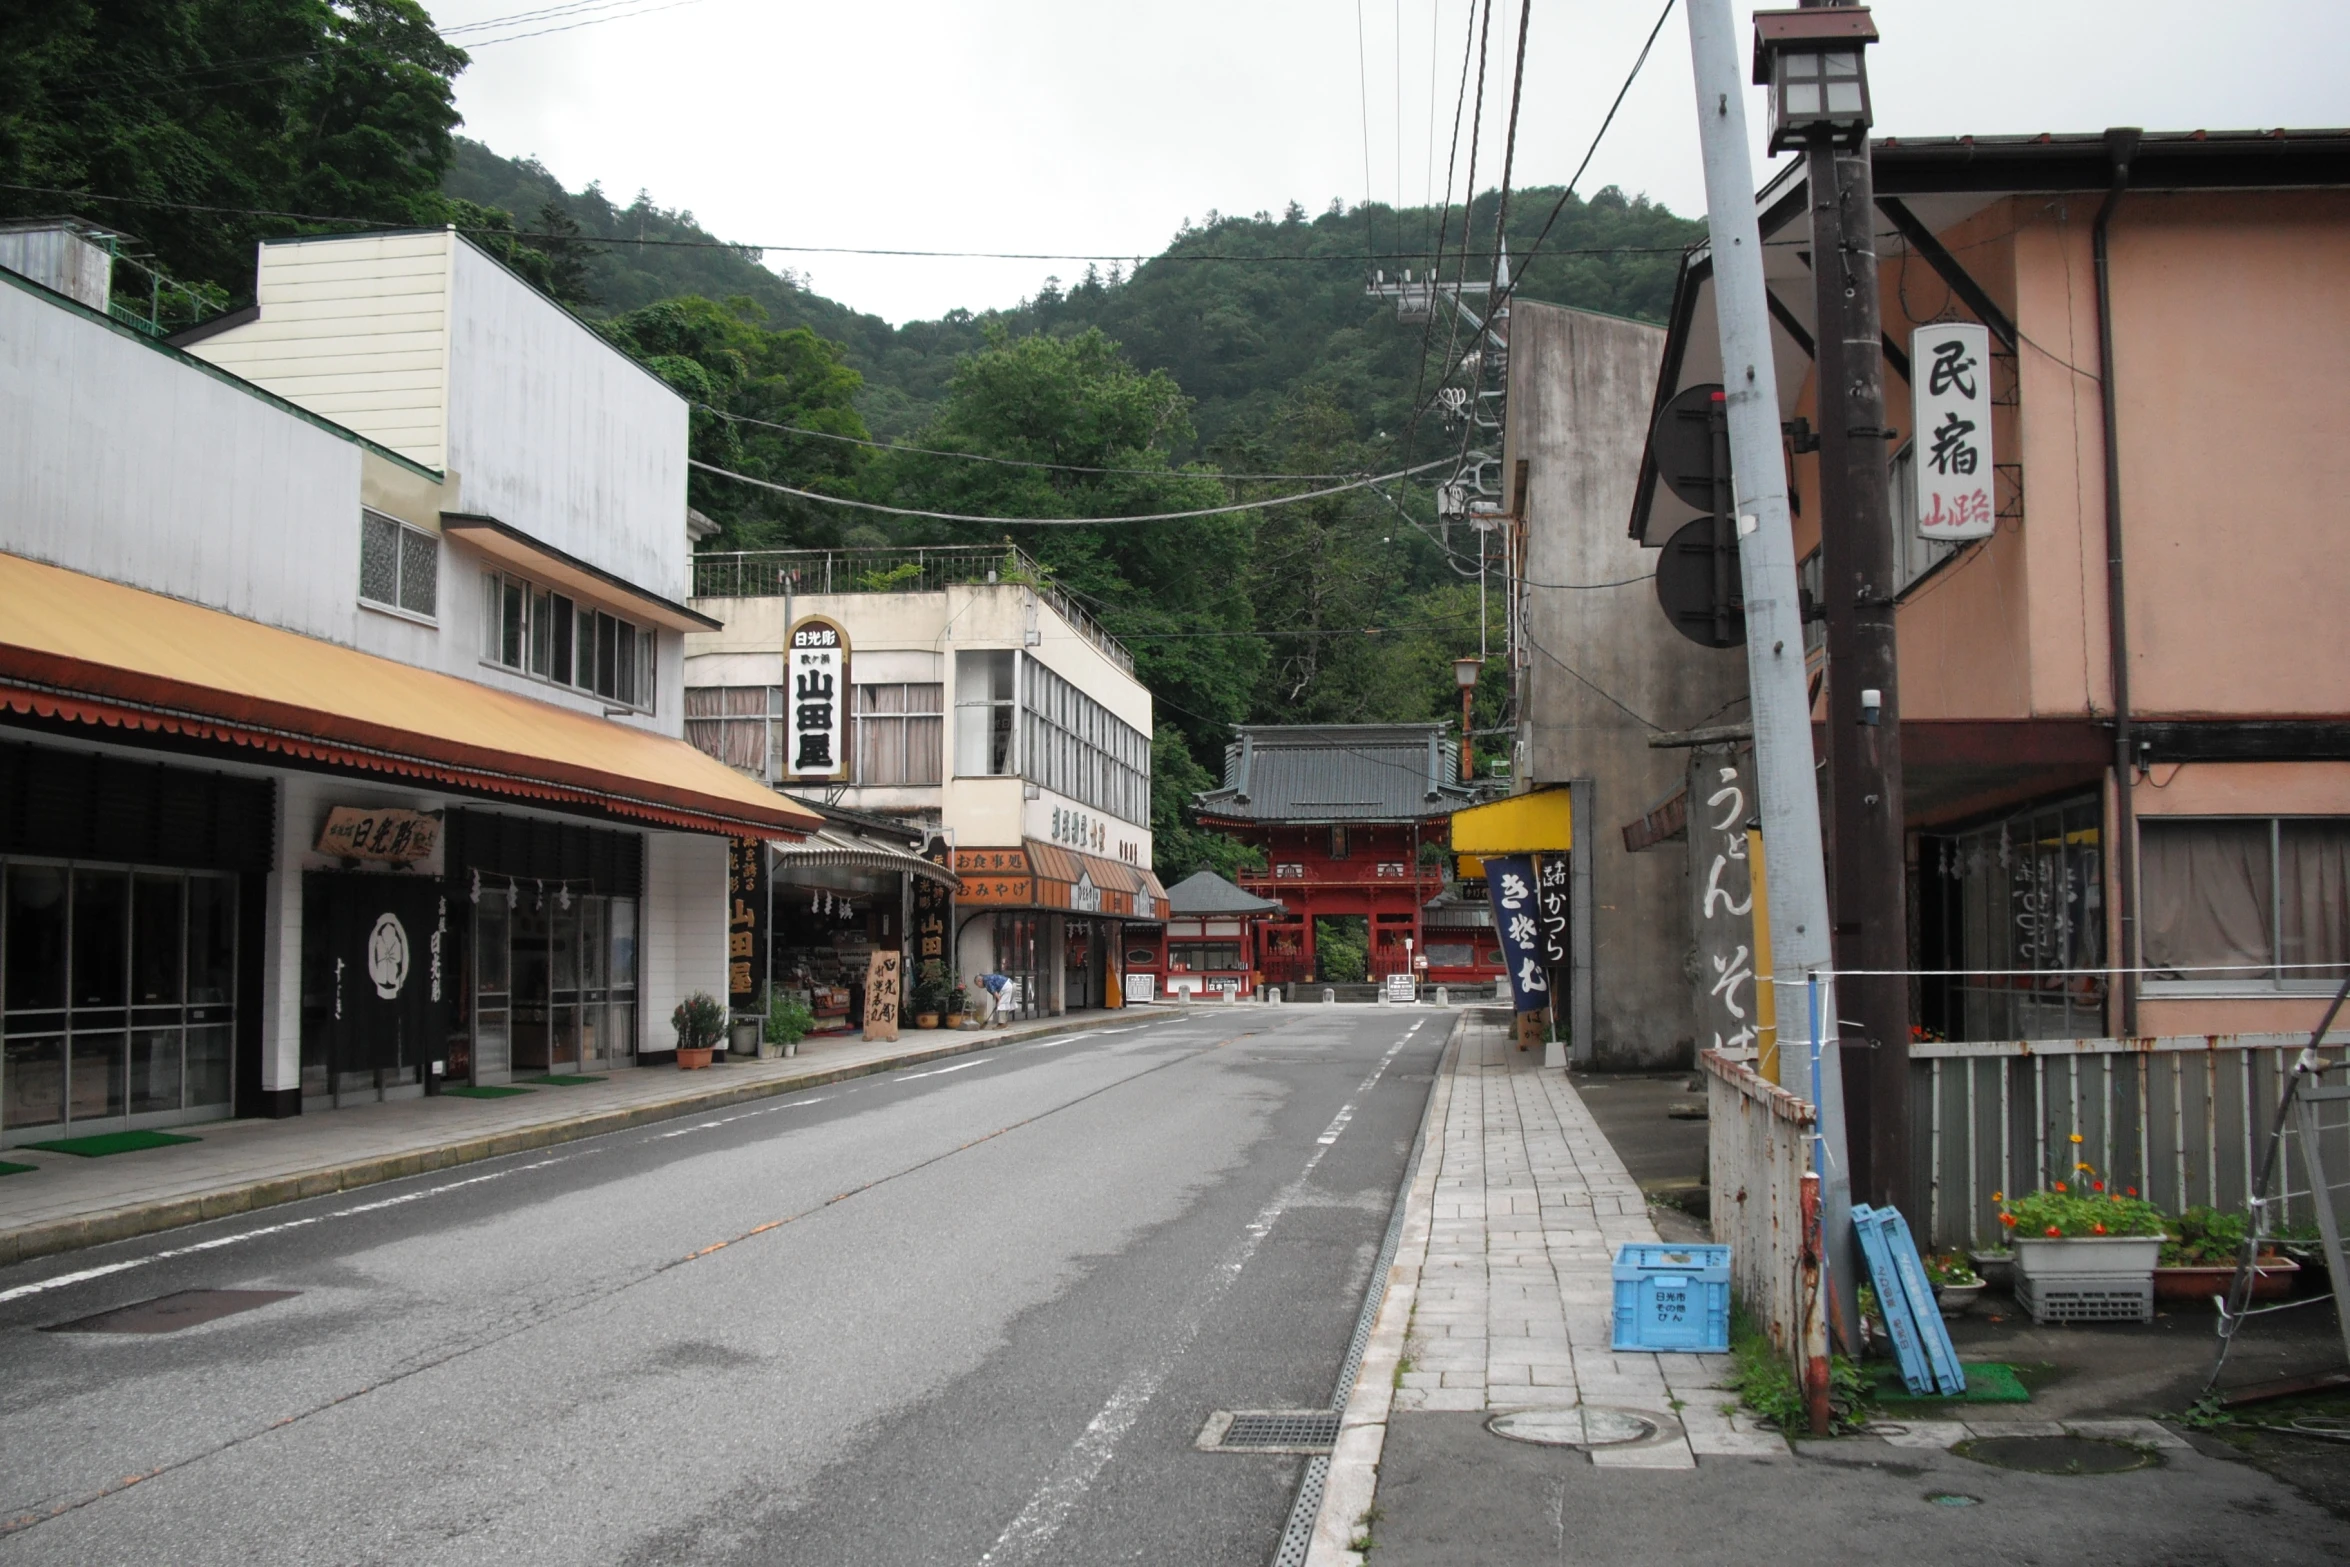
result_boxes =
[1453,656,1483,784]
[1752,7,1877,155]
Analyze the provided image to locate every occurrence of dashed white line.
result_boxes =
[893,1057,994,1082]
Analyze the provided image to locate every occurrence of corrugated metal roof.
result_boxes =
[1196,723,1472,824]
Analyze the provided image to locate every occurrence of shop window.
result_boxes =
[360,509,438,620]
[1917,795,2105,1041]
[1016,656,1148,823]
[856,683,944,785]
[2,861,236,1136]
[484,570,654,712]
[1172,942,1243,971]
[957,651,1017,776]
[2143,817,2350,991]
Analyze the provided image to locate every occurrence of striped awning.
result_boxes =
[773,826,957,888]
[953,841,1167,920]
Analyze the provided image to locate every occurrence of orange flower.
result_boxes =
[2093,1180,2106,1192]
[2045,1225,2062,1237]
[2070,1133,2084,1145]
[2093,1222,2108,1235]
[1992,1191,2004,1203]
[2126,1186,2138,1197]
[2001,1213,2018,1228]
[2053,1181,2068,1193]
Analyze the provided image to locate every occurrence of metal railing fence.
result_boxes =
[1909,1031,2350,1251]
[690,545,1133,675]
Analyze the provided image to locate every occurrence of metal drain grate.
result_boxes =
[45,1289,299,1335]
[1197,1410,1343,1454]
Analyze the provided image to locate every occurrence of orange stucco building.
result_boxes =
[1632,129,2350,1044]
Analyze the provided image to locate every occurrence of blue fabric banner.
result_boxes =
[1483,854,1552,1014]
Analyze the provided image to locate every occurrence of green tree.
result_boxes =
[599,294,871,550]
[2,0,468,318]
[1148,724,1261,886]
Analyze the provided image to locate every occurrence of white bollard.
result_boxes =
[1436,986,1449,1007]
[1322,987,1336,1005]
[1267,986,1282,1005]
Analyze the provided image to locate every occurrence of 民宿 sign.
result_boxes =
[786,616,849,781]
[1911,321,1993,541]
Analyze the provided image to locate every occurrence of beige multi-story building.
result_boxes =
[685,547,1164,1020]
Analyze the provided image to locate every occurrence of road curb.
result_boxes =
[0,1012,1168,1270]
[1307,1011,1463,1566]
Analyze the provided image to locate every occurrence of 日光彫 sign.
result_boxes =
[786,616,849,780]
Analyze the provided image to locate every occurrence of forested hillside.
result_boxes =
[4,0,1703,879]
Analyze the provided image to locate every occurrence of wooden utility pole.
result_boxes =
[1804,70,1910,1214]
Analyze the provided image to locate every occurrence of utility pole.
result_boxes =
[1684,0,1857,1341]
[1799,0,1909,1216]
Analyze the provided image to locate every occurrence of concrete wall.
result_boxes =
[642,831,729,1054]
[1505,302,1750,1068]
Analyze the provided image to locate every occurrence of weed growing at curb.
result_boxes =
[1728,1304,1870,1434]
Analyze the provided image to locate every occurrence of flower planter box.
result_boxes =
[2013,1234,2160,1324]
[677,1046,714,1070]
[2153,1257,2298,1306]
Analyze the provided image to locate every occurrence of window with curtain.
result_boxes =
[2144,817,2350,989]
[854,683,944,785]
[685,686,783,780]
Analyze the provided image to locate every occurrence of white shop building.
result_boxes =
[0,224,814,1144]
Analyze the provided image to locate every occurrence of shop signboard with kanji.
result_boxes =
[1483,854,1551,1015]
[1911,321,1993,541]
[862,950,901,1042]
[913,834,954,968]
[728,836,765,1007]
[785,615,849,781]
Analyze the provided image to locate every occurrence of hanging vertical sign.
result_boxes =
[1534,854,1570,967]
[912,834,953,970]
[1484,854,1551,1015]
[786,615,850,781]
[1911,321,1994,541]
[728,836,765,1007]
[1687,748,1759,1056]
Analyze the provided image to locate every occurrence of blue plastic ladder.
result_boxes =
[1852,1204,1968,1397]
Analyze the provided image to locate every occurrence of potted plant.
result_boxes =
[1996,1157,2166,1321]
[912,959,949,1030]
[671,991,726,1069]
[2156,1205,2299,1305]
[764,988,814,1060]
[946,983,969,1029]
[1922,1251,1986,1317]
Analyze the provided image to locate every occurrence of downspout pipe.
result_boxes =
[2094,126,2142,1036]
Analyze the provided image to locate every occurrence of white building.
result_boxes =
[685,548,1164,1020]
[0,224,814,1143]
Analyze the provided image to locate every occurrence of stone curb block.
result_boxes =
[1307,1012,1464,1567]
[0,1014,1158,1269]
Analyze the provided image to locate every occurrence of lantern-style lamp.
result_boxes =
[1453,657,1483,784]
[1752,7,1877,155]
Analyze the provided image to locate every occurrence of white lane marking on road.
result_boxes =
[1318,1104,1356,1144]
[981,1084,1347,1565]
[894,1057,993,1082]
[1018,1031,1102,1052]
[0,1157,574,1305]
[653,1095,833,1137]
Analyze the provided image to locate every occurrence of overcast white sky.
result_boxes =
[439,0,2350,325]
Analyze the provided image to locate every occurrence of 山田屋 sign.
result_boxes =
[786,615,849,781]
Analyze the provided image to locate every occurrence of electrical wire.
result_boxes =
[0,185,1696,266]
[695,406,1360,481]
[685,455,1455,525]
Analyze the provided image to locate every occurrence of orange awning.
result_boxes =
[0,551,819,840]
[953,840,1167,919]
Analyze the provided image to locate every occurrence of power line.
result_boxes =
[0,185,1700,266]
[695,406,1362,481]
[686,455,1455,525]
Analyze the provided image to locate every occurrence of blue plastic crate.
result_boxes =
[1610,1243,1732,1353]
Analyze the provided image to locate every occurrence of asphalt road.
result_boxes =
[0,1004,1451,1566]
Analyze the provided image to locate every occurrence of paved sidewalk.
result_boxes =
[0,1007,1164,1268]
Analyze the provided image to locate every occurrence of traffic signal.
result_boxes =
[1647,383,1744,649]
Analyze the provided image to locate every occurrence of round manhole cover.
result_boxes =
[1958,1435,2158,1475]
[1487,1406,1658,1448]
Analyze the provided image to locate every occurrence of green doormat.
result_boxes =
[1873,1361,2031,1406]
[21,1129,202,1157]
[441,1084,535,1099]
[0,1160,36,1177]
[519,1074,606,1086]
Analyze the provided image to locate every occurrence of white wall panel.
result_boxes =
[642,832,729,1052]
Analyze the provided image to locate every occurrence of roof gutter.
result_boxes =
[2094,126,2143,1035]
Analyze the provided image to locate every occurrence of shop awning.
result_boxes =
[952,841,1168,920]
[774,826,958,888]
[1448,787,1573,855]
[0,551,820,840]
